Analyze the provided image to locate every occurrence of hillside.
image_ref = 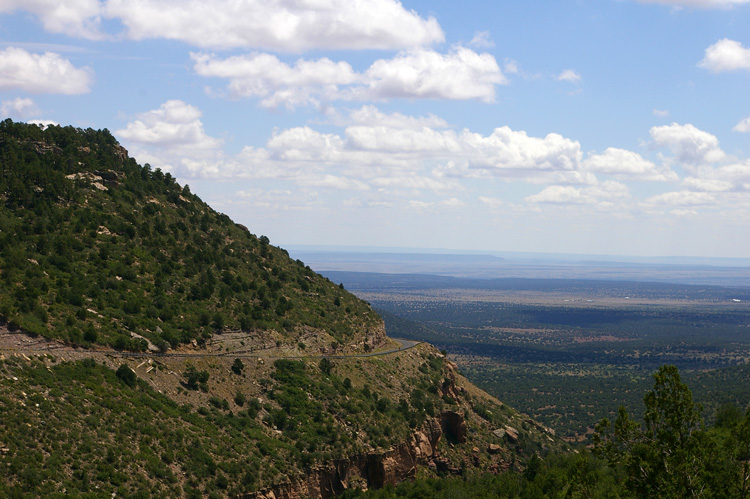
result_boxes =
[0,119,383,355]
[0,120,566,498]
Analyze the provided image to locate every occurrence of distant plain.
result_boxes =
[291,248,750,441]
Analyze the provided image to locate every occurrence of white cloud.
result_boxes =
[644,190,716,206]
[0,47,93,94]
[526,185,588,204]
[526,181,629,205]
[459,127,582,174]
[0,0,103,39]
[106,0,443,51]
[4,0,443,51]
[469,31,495,48]
[192,52,359,108]
[27,119,59,129]
[1,97,39,118]
[370,175,457,192]
[682,177,734,192]
[362,48,506,102]
[715,161,750,184]
[123,103,742,220]
[582,147,678,181]
[267,126,344,162]
[345,126,460,153]
[234,188,318,212]
[306,175,369,191]
[122,102,594,192]
[346,105,449,129]
[650,122,725,168]
[503,59,519,75]
[115,100,225,176]
[675,159,750,193]
[734,116,750,133]
[653,108,670,118]
[116,100,222,152]
[194,47,506,107]
[557,69,581,83]
[699,39,750,72]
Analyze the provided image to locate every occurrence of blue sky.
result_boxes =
[1,0,749,258]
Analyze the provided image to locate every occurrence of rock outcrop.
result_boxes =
[440,410,468,444]
[248,412,462,499]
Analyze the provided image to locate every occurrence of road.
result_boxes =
[0,329,420,361]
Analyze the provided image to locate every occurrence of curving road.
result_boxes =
[0,329,420,361]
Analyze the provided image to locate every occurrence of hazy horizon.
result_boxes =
[285,244,750,268]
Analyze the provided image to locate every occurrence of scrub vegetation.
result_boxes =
[0,120,380,352]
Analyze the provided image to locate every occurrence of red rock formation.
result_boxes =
[247,413,461,499]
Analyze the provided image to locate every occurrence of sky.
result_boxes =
[1,1,749,259]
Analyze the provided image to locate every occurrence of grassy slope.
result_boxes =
[0,344,565,497]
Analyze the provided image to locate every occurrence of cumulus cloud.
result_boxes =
[682,177,734,192]
[194,47,505,107]
[699,39,750,72]
[714,161,750,186]
[267,127,345,162]
[306,175,369,191]
[346,105,449,129]
[192,52,359,108]
[123,102,750,219]
[0,47,93,94]
[526,181,629,206]
[557,69,581,83]
[362,48,506,102]
[458,127,582,174]
[107,0,443,51]
[1,97,39,118]
[117,100,221,150]
[371,175,457,192]
[644,190,716,206]
[115,100,223,175]
[0,0,103,39]
[582,147,678,181]
[345,126,460,153]
[734,116,750,133]
[650,122,725,168]
[3,0,444,51]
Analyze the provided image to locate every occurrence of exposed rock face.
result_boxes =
[31,141,62,155]
[440,361,462,400]
[112,144,129,162]
[248,413,458,499]
[357,321,388,353]
[440,410,468,444]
